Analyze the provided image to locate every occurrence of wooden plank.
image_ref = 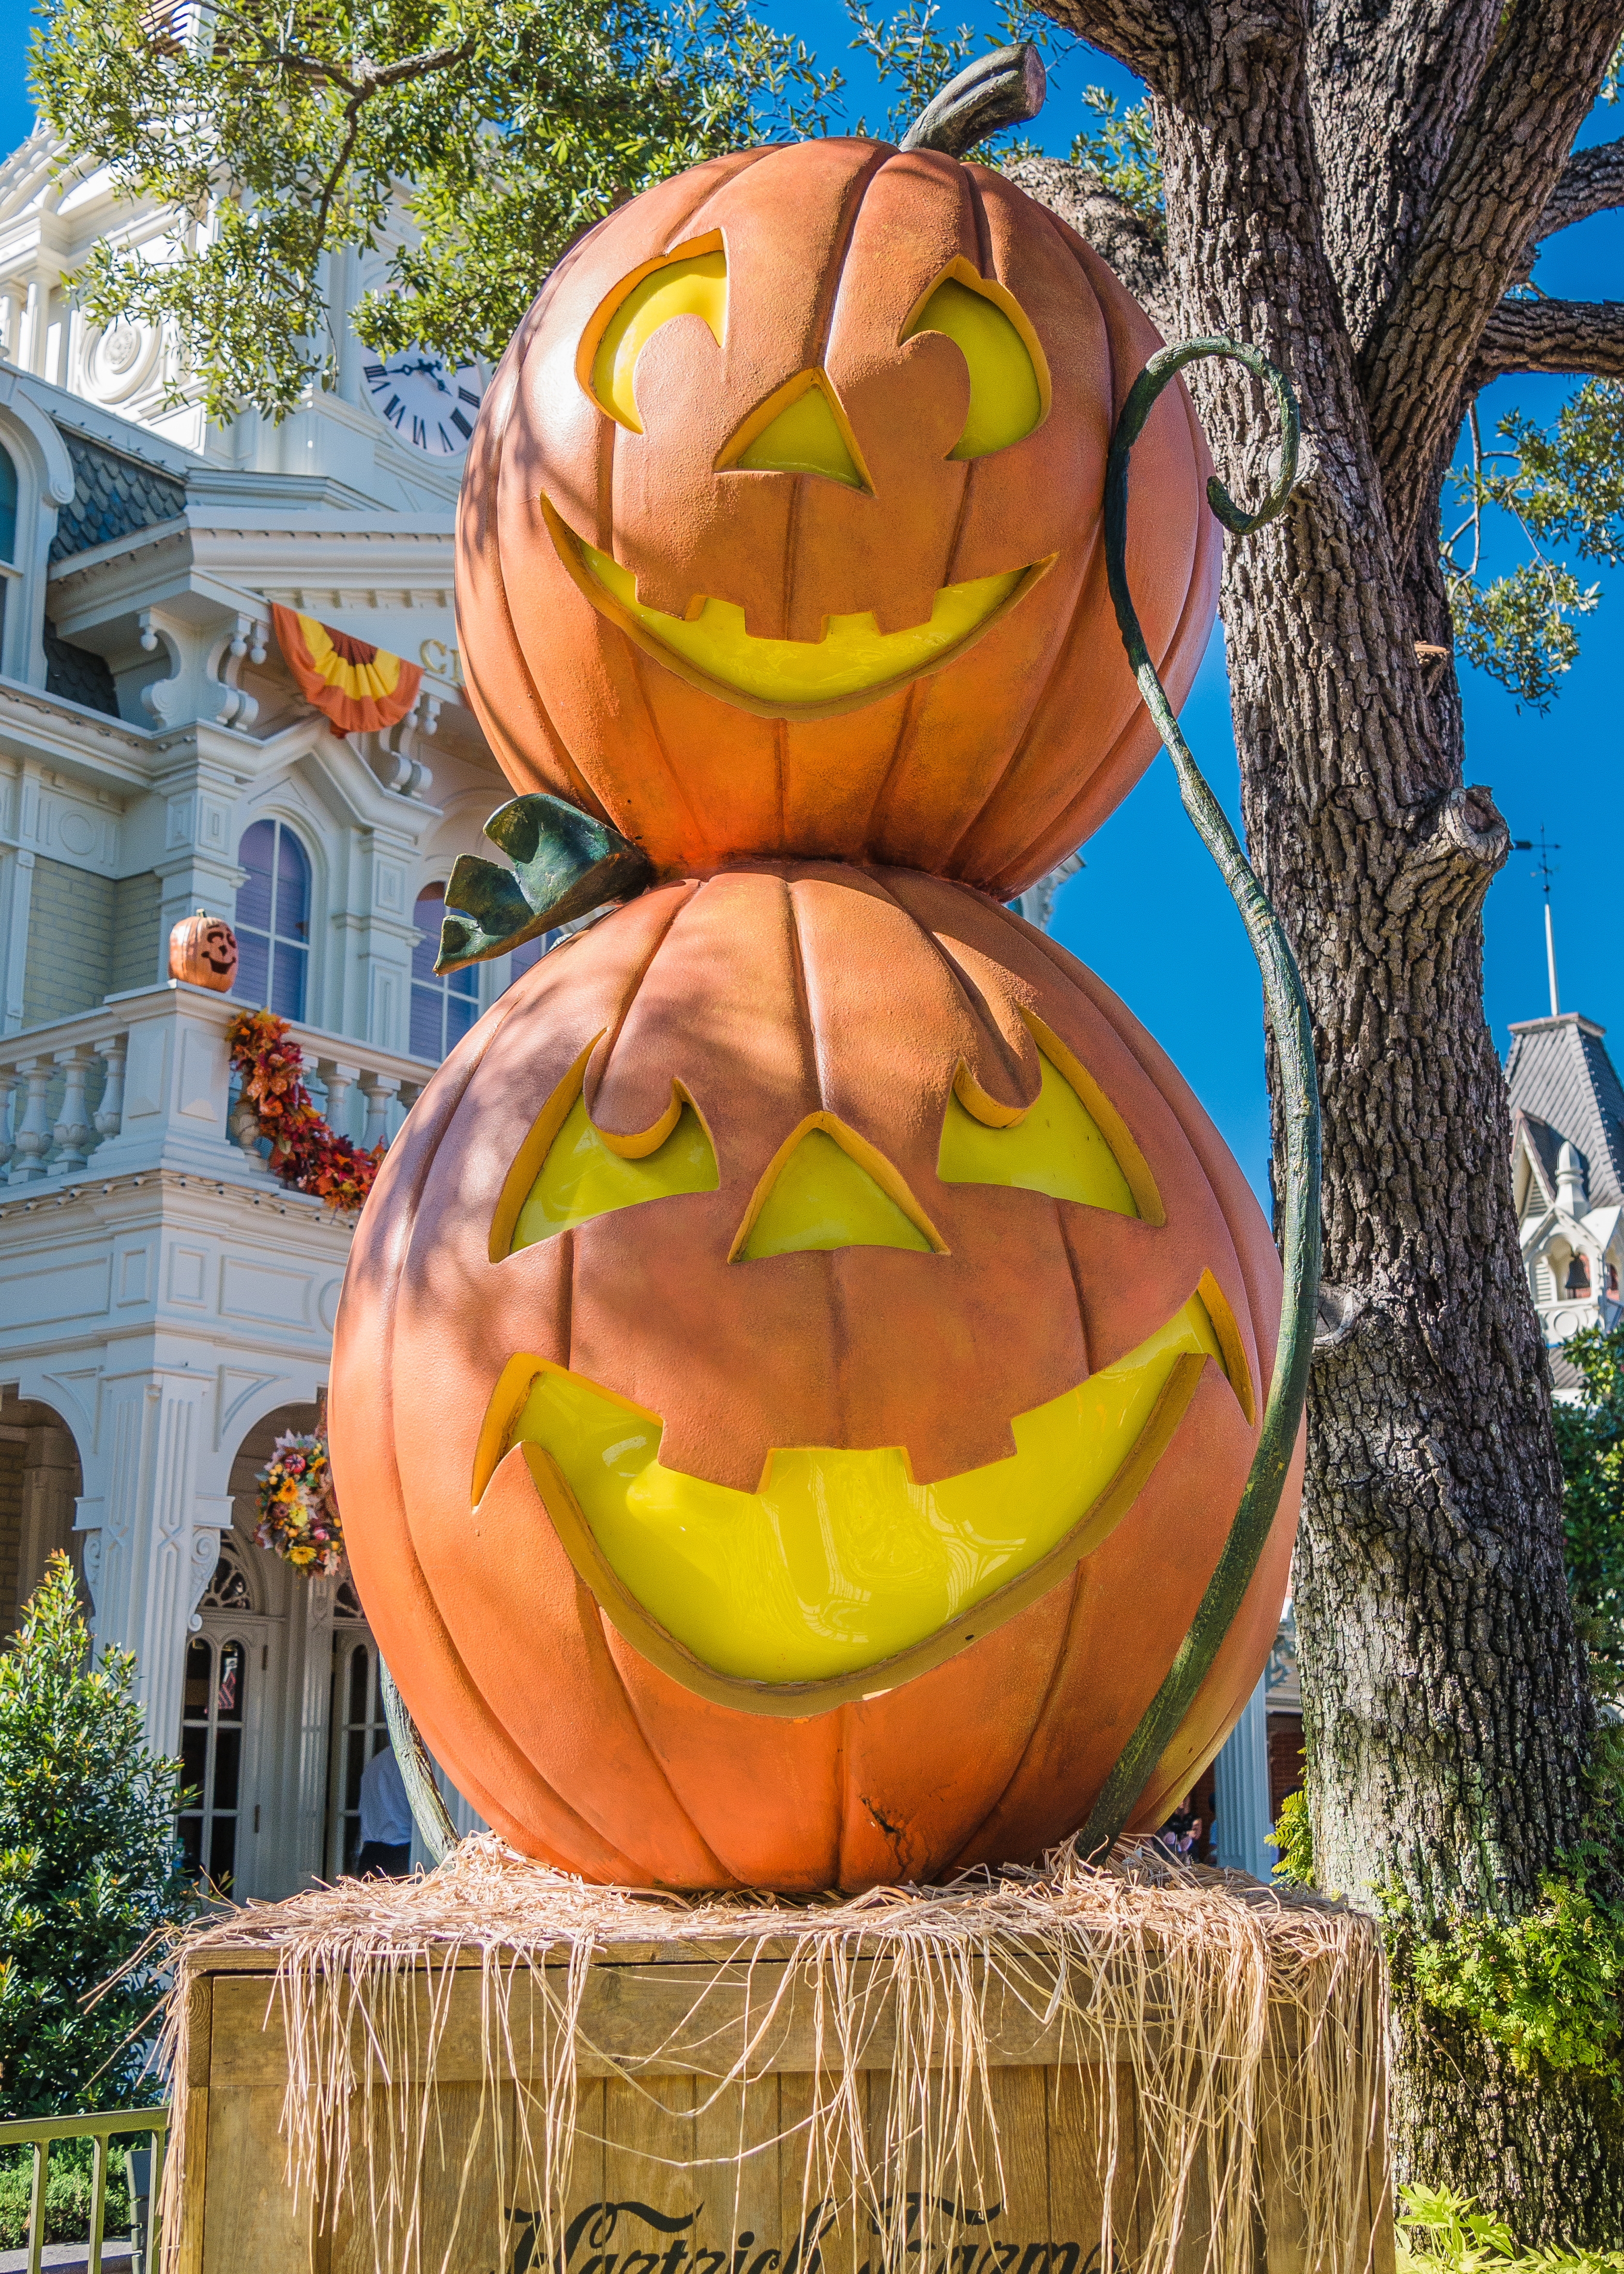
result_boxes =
[780,2073,867,2274]
[169,1974,211,2274]
[692,2075,781,2266]
[208,1959,1160,2090]
[1047,2061,1150,2274]
[200,2087,312,2274]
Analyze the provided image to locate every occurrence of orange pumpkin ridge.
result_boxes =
[330,867,1295,1890]
[455,139,1218,888]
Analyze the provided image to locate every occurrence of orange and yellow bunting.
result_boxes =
[272,603,424,734]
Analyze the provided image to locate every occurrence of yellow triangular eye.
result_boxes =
[902,263,1049,461]
[717,371,872,491]
[510,1091,718,1249]
[938,1050,1138,1216]
[733,1118,944,1260]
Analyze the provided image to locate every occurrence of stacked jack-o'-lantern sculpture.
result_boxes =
[329,134,1314,1891]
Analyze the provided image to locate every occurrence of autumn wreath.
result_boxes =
[255,1428,344,1576]
[226,1008,382,1212]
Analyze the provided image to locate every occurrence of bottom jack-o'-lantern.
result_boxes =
[330,863,1297,1891]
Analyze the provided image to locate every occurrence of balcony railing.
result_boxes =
[0,2106,166,2274]
[0,984,431,1192]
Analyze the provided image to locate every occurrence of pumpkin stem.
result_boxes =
[899,42,1046,159]
[434,793,653,972]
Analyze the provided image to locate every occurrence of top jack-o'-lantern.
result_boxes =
[169,911,238,992]
[456,137,1219,896]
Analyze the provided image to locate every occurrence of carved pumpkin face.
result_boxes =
[331,869,1297,1891]
[169,913,239,991]
[456,140,1220,899]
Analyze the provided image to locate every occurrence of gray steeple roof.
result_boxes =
[1506,1014,1624,1211]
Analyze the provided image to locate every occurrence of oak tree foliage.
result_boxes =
[31,0,837,423]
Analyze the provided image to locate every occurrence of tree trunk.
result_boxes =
[1036,0,1624,2235]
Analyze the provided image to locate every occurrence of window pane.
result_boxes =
[177,1816,203,1872]
[208,1814,237,1891]
[216,1641,246,1722]
[345,1725,366,1812]
[412,887,445,984]
[409,983,443,1061]
[269,941,307,1021]
[236,821,276,933]
[183,1637,212,1715]
[446,992,476,1050]
[277,828,311,942]
[234,928,269,1006]
[179,1724,207,1798]
[348,1644,370,1726]
[213,1726,242,1810]
[0,445,19,564]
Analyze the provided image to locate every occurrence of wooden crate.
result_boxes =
[169,1933,1394,2274]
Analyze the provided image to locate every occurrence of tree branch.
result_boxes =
[1475,294,1624,381]
[1035,0,1205,104]
[1003,155,1172,335]
[1360,0,1624,554]
[1537,134,1624,239]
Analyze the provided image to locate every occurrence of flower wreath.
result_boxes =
[255,1429,344,1577]
[226,1008,382,1212]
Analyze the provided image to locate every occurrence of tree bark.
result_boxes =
[1033,0,1624,2237]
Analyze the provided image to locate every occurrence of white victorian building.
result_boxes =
[0,122,539,1895]
[0,116,1094,1899]
[1507,1011,1624,1391]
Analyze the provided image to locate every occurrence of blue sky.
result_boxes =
[2,2,1619,1201]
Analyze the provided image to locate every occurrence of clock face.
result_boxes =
[361,349,485,456]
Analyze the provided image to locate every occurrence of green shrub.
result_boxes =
[1405,1868,1624,2077]
[1397,2181,1624,2271]
[0,1553,200,2114]
[1270,1787,1314,1887]
[0,2133,133,2249]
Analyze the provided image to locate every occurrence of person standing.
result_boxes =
[355,1742,413,1877]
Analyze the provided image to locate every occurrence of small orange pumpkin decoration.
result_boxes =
[456,139,1219,899]
[330,867,1296,1890]
[169,911,239,992]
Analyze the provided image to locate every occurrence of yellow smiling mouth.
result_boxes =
[477,1291,1240,1713]
[543,496,1053,719]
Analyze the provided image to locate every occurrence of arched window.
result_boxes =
[0,443,18,653]
[0,444,17,566]
[234,819,311,1019]
[410,883,478,1060]
[199,1541,256,1614]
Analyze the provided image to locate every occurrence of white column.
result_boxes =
[77,1371,225,1754]
[1213,1676,1274,1879]
[291,1576,340,1891]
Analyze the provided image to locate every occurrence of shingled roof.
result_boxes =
[1506,1014,1624,1211]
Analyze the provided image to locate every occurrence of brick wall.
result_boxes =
[22,855,114,1027]
[111,869,163,995]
